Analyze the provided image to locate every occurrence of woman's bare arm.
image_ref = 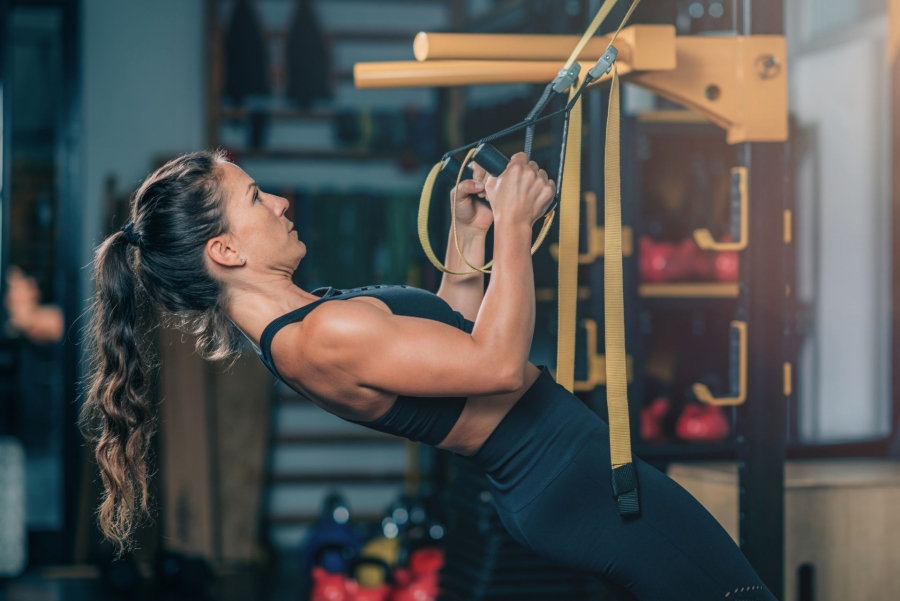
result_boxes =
[291,153,554,398]
[436,175,491,321]
[435,226,486,322]
[298,299,522,396]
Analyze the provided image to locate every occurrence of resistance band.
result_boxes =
[417,0,641,516]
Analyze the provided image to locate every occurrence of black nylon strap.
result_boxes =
[611,463,641,517]
[524,82,556,159]
[441,74,595,161]
[440,74,596,221]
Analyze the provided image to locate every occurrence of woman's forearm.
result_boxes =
[470,220,535,386]
[435,226,487,321]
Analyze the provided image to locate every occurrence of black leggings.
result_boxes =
[467,366,777,601]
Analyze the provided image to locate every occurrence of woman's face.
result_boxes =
[212,161,306,273]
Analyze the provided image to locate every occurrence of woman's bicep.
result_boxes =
[305,302,517,397]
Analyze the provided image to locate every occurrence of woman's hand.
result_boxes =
[451,162,494,233]
[4,265,64,343]
[484,153,556,227]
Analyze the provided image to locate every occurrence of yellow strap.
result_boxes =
[604,64,633,469]
[563,0,620,70]
[554,82,583,393]
[415,0,638,487]
[558,0,639,393]
[416,156,556,275]
[416,0,629,276]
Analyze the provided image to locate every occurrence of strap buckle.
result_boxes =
[587,46,619,80]
[552,62,582,93]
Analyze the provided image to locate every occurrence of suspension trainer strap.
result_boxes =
[606,64,639,516]
[413,0,641,517]
[524,82,555,158]
[416,154,556,275]
[554,80,583,393]
[564,0,620,71]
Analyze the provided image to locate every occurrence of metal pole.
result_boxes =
[735,0,787,597]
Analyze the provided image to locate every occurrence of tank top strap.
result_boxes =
[258,286,340,369]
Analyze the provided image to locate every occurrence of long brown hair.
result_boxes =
[80,150,243,552]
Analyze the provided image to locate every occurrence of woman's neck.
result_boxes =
[225,276,321,347]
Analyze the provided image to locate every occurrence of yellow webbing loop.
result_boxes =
[416,156,556,275]
[554,81,583,393]
[604,64,633,470]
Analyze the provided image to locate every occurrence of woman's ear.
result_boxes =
[206,235,244,268]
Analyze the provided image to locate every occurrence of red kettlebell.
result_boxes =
[714,251,739,282]
[688,240,716,281]
[391,548,444,601]
[349,557,393,601]
[713,236,739,282]
[640,397,671,444]
[665,237,699,282]
[675,403,730,444]
[408,548,443,575]
[639,236,675,283]
[701,234,739,282]
[311,567,352,601]
[350,581,392,601]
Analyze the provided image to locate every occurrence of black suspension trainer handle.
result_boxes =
[472,143,511,177]
[439,156,474,184]
[439,143,510,184]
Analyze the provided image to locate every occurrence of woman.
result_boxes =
[82,150,775,601]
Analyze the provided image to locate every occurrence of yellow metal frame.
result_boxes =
[692,321,747,407]
[549,192,634,262]
[550,318,634,392]
[637,282,740,298]
[353,26,788,144]
[693,167,749,251]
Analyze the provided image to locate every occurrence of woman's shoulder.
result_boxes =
[302,294,392,333]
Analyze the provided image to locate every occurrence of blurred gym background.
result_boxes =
[0,0,897,600]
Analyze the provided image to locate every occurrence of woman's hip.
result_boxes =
[465,364,603,512]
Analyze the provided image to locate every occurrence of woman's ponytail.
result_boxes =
[80,149,234,552]
[80,230,155,553]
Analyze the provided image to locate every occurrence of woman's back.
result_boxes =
[256,284,472,446]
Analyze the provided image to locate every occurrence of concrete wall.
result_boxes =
[80,0,206,305]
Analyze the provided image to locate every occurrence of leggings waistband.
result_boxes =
[467,365,601,512]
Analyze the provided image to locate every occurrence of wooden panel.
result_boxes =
[668,460,900,601]
[667,463,739,543]
[211,347,273,563]
[785,485,900,601]
[157,327,215,559]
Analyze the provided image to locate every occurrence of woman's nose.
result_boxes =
[267,193,290,216]
[278,195,290,215]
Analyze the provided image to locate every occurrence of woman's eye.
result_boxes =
[254,191,261,202]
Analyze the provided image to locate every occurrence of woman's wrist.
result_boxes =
[493,217,534,239]
[442,225,488,283]
[454,223,490,240]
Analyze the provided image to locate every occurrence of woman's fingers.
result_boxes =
[453,179,486,200]
[470,162,488,183]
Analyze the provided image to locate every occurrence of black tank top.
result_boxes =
[254,284,475,446]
